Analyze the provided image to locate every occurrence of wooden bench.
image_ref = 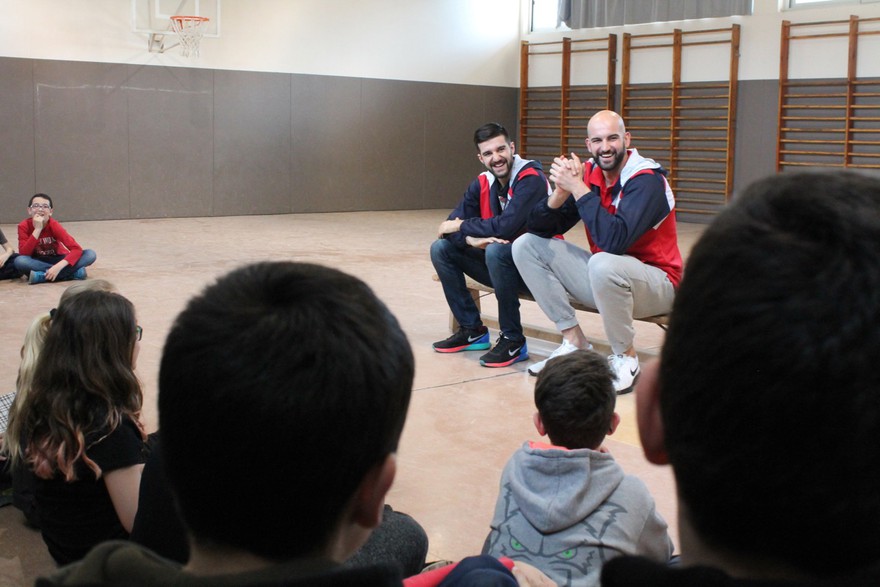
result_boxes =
[435,275,669,346]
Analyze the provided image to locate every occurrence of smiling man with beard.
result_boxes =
[512,111,682,394]
[431,122,551,368]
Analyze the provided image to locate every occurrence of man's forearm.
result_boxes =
[547,187,572,209]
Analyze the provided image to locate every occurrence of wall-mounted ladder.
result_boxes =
[518,34,616,172]
[621,25,740,218]
[777,15,880,172]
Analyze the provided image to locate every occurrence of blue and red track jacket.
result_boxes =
[527,148,683,287]
[444,155,551,248]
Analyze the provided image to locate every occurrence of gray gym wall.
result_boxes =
[0,54,781,224]
[0,56,518,224]
[731,79,779,199]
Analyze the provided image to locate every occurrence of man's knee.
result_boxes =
[587,252,628,284]
[484,242,513,269]
[430,238,454,265]
[511,233,540,265]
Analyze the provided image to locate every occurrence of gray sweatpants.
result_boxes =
[512,233,675,354]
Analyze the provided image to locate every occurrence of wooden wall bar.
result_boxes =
[621,25,741,217]
[518,35,616,172]
[520,25,740,219]
[777,15,880,172]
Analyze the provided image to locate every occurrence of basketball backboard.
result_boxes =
[132,0,221,46]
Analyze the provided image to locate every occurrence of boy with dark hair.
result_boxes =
[14,193,96,285]
[431,122,551,368]
[42,262,544,586]
[602,170,880,586]
[483,350,673,587]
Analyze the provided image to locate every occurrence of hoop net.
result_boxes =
[169,15,209,58]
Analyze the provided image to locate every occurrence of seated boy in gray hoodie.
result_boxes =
[483,350,673,587]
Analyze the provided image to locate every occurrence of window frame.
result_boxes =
[786,0,880,9]
[530,0,754,33]
[530,0,570,33]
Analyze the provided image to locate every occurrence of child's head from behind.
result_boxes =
[35,289,141,418]
[58,278,115,305]
[534,350,617,450]
[25,289,142,480]
[19,279,120,392]
[159,262,414,561]
[20,280,117,383]
[5,279,120,465]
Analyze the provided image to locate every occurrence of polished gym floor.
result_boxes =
[0,210,705,585]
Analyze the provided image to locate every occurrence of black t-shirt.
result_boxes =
[36,416,149,565]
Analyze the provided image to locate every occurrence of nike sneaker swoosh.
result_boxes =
[508,347,523,356]
[468,334,484,342]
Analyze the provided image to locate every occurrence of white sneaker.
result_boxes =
[608,354,640,394]
[527,339,591,376]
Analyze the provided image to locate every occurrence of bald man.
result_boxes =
[512,111,682,394]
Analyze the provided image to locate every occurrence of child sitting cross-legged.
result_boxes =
[483,349,674,587]
[14,193,96,285]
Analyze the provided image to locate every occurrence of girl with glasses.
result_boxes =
[6,289,148,564]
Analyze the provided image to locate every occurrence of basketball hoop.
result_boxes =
[169,15,209,58]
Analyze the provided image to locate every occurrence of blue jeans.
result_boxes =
[430,238,529,342]
[13,249,97,281]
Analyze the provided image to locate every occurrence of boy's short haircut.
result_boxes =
[534,350,615,450]
[158,262,414,561]
[29,193,53,207]
[659,170,880,576]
